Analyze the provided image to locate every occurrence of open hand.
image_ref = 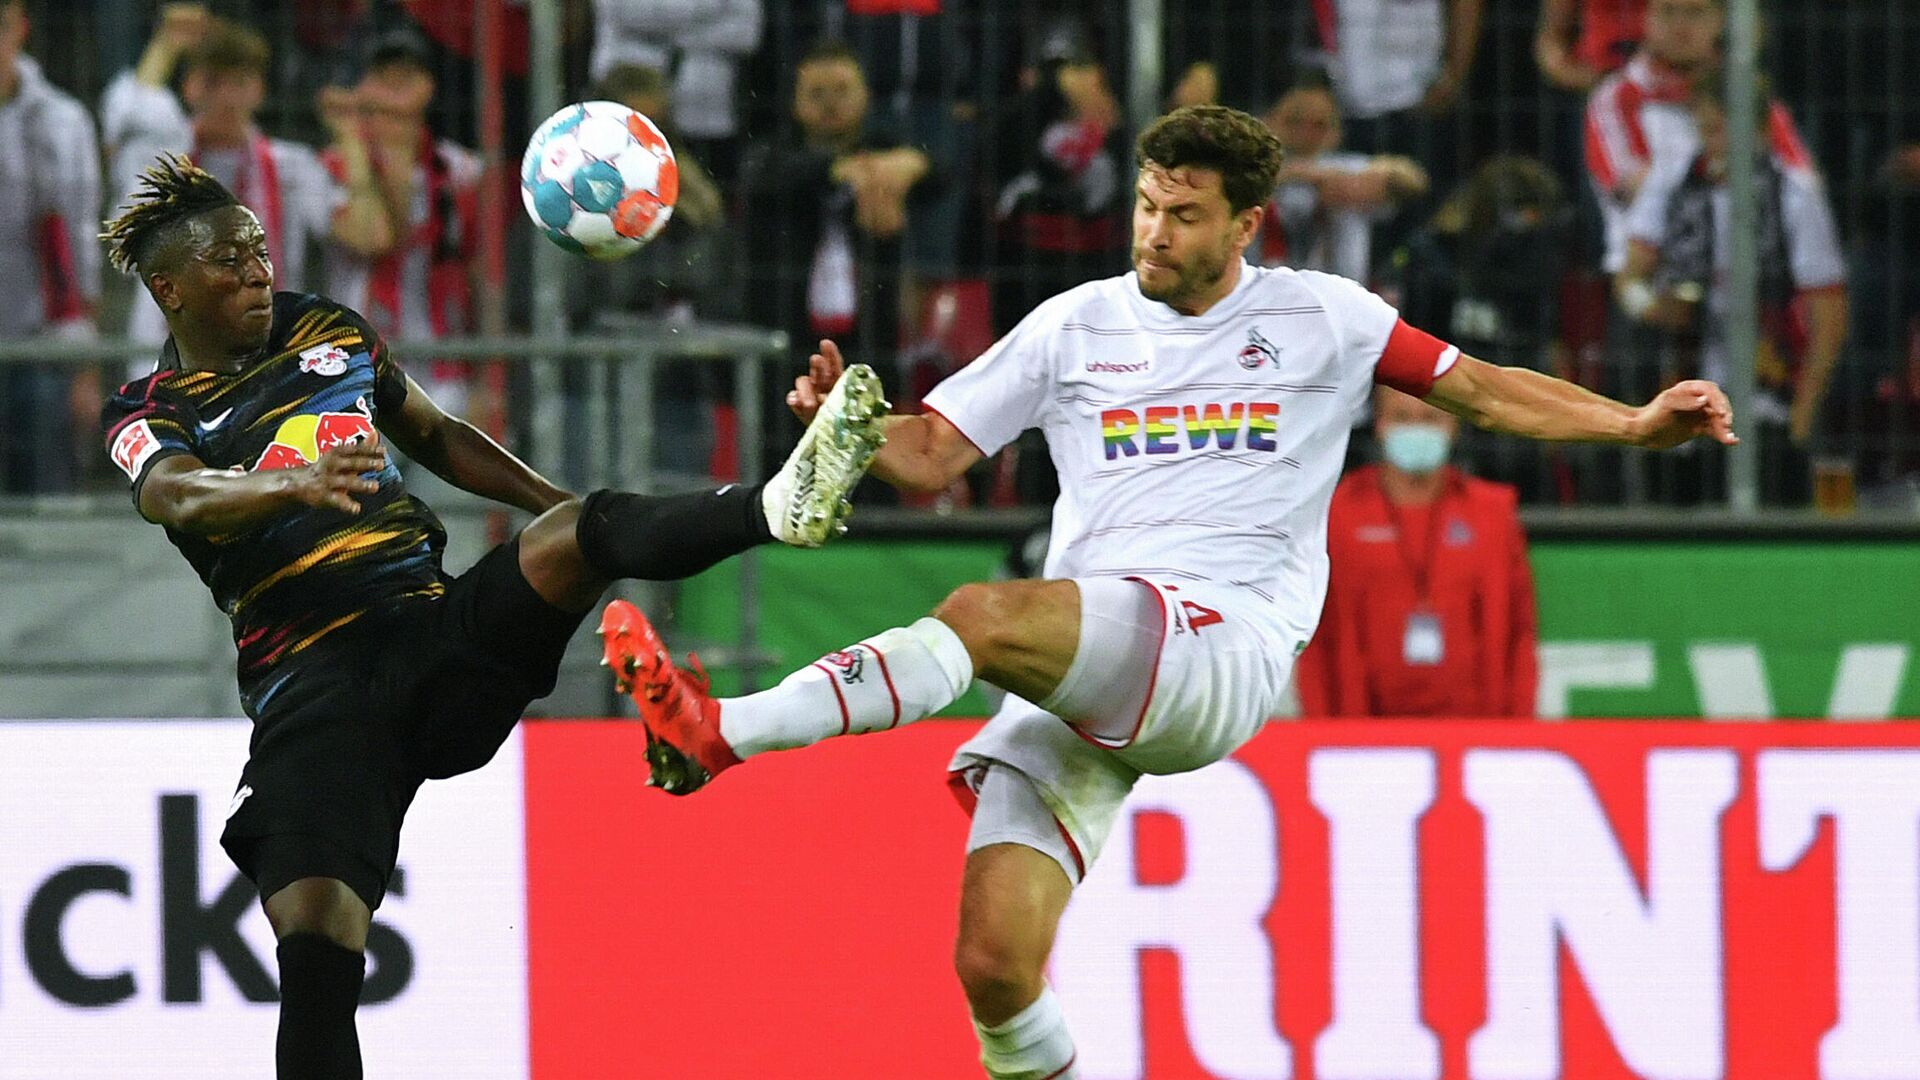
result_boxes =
[1630,379,1739,450]
[789,340,847,424]
[291,432,387,514]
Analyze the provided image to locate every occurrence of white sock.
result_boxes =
[974,985,1079,1080]
[718,617,974,758]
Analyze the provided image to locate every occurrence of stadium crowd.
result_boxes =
[1,0,1916,511]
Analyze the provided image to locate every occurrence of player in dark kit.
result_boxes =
[97,156,888,1080]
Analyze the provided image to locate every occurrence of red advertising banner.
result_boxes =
[522,720,1920,1080]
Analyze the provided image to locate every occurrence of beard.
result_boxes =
[1133,238,1233,308]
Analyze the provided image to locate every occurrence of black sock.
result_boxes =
[575,483,773,581]
[276,932,365,1080]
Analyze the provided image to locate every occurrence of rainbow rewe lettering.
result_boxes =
[1101,409,1142,458]
[1100,402,1281,460]
[1143,406,1180,454]
[1247,402,1280,451]
[1183,403,1244,450]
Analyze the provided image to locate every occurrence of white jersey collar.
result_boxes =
[1122,259,1263,330]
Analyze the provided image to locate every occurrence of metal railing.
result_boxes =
[7,0,1919,520]
[0,321,791,715]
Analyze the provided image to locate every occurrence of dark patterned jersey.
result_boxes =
[102,291,448,713]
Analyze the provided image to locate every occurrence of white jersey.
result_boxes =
[923,262,1457,647]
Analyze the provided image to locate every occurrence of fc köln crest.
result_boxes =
[1238,327,1279,370]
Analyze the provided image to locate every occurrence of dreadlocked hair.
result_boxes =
[101,154,241,276]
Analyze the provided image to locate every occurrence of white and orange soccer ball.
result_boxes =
[521,101,679,259]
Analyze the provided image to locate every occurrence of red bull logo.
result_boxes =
[252,400,375,472]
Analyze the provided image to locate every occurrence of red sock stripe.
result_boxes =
[812,661,852,736]
[1039,1052,1078,1080]
[860,641,902,728]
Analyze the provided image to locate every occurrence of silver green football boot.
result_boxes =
[761,363,890,547]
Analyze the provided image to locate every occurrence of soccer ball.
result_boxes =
[521,101,678,259]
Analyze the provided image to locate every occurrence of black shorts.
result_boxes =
[220,538,589,911]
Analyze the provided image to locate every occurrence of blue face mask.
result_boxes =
[1382,424,1451,474]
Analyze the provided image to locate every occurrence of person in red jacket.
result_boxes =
[1299,387,1539,716]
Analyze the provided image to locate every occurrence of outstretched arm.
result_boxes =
[378,375,573,515]
[139,438,390,535]
[788,340,982,494]
[1425,353,1738,450]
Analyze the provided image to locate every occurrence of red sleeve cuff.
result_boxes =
[1374,319,1460,397]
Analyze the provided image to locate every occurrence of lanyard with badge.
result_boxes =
[1383,481,1448,666]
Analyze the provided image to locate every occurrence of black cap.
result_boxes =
[366,26,434,75]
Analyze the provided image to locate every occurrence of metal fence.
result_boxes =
[0,325,788,718]
[4,0,1918,518]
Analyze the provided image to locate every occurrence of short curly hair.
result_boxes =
[1136,105,1286,214]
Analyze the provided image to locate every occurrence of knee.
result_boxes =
[523,497,586,554]
[953,928,1046,1014]
[932,583,1022,659]
[265,878,370,951]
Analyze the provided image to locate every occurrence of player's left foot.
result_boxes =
[762,363,889,547]
[597,599,739,795]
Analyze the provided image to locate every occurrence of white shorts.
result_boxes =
[949,576,1297,880]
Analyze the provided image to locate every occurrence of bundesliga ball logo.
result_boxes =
[521,101,679,260]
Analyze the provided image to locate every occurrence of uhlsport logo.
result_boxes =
[1237,326,1279,370]
[1100,402,1280,460]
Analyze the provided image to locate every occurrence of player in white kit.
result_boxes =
[600,105,1736,1079]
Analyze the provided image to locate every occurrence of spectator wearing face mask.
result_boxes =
[1298,387,1539,717]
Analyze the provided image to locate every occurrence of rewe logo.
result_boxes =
[1100,402,1281,460]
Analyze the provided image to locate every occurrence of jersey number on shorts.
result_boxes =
[1180,600,1224,631]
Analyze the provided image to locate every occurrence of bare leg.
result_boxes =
[955,844,1082,1078]
[932,580,1083,707]
[263,878,372,1080]
[702,578,1085,761]
[517,499,606,613]
[955,843,1073,1024]
[263,877,371,949]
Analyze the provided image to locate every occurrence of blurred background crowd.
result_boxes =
[2,0,1916,515]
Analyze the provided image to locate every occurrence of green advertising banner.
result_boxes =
[676,541,1920,719]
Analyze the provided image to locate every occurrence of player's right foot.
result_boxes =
[762,363,889,547]
[597,599,740,795]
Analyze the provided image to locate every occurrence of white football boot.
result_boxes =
[762,363,890,547]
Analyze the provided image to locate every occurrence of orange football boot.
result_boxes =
[598,599,739,795]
